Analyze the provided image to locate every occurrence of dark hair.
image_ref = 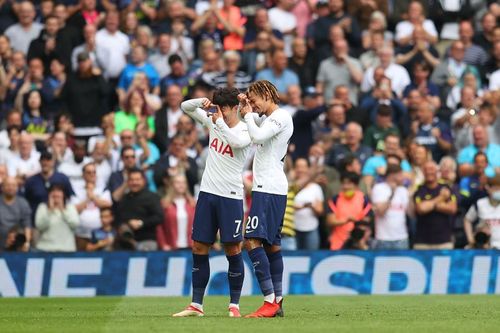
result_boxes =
[168,54,183,65]
[340,171,360,184]
[474,151,488,163]
[125,89,151,116]
[6,125,22,136]
[128,167,145,179]
[22,89,43,113]
[385,163,402,177]
[413,60,431,72]
[120,145,135,158]
[100,207,113,215]
[48,183,68,204]
[339,154,357,172]
[386,153,402,164]
[212,87,240,108]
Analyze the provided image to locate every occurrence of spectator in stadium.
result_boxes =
[66,0,102,30]
[412,102,452,162]
[116,168,163,251]
[362,133,412,190]
[24,151,74,215]
[7,132,41,181]
[156,173,195,251]
[19,89,50,142]
[211,50,252,90]
[360,11,392,51]
[333,85,369,129]
[459,152,491,211]
[61,51,109,134]
[115,89,154,135]
[148,33,174,78]
[4,1,43,54]
[402,61,441,110]
[456,20,489,67]
[49,131,73,166]
[157,84,184,142]
[316,38,363,105]
[108,146,136,203]
[243,7,284,52]
[361,45,411,98]
[0,110,22,150]
[71,162,112,250]
[117,45,159,97]
[153,134,198,195]
[371,164,410,250]
[430,41,481,102]
[464,174,500,249]
[328,122,372,168]
[255,48,299,103]
[473,12,497,52]
[288,37,315,90]
[359,30,384,70]
[241,30,272,78]
[170,20,195,65]
[268,0,297,57]
[407,143,429,192]
[394,1,438,46]
[413,161,458,249]
[90,140,113,191]
[395,25,440,73]
[71,24,108,74]
[293,158,324,250]
[317,102,347,147]
[363,105,400,151]
[86,207,116,251]
[58,140,92,192]
[95,10,130,82]
[35,183,79,252]
[326,172,372,250]
[0,126,20,170]
[159,54,191,97]
[27,15,61,72]
[0,177,32,251]
[457,125,500,177]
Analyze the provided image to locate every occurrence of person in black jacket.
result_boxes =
[116,168,163,251]
[27,15,60,74]
[60,51,108,134]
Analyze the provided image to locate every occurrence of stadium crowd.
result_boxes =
[0,0,499,252]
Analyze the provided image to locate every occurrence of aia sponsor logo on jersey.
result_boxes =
[210,138,234,157]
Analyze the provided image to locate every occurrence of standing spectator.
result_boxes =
[108,146,137,203]
[27,15,61,72]
[293,158,324,250]
[459,152,491,211]
[117,45,159,97]
[457,125,500,177]
[316,38,363,105]
[395,26,440,73]
[395,1,438,46]
[35,184,79,252]
[334,85,369,129]
[361,11,392,50]
[58,140,92,191]
[156,173,195,250]
[159,84,184,140]
[402,61,441,110]
[148,33,174,78]
[159,55,191,97]
[117,168,163,251]
[255,49,299,103]
[7,132,41,180]
[242,7,284,51]
[268,0,297,56]
[61,51,109,134]
[457,20,489,67]
[412,102,452,162]
[211,51,252,90]
[363,105,400,151]
[213,0,246,51]
[288,37,315,90]
[4,1,43,54]
[473,12,497,52]
[361,45,411,98]
[241,31,273,78]
[464,174,500,249]
[115,89,155,135]
[326,172,372,250]
[71,24,109,74]
[317,102,347,147]
[413,161,458,249]
[71,162,112,250]
[371,164,410,250]
[0,177,32,251]
[328,122,373,168]
[24,151,74,215]
[0,111,22,150]
[359,30,385,70]
[191,9,225,54]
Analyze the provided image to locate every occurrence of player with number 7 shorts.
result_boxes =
[238,80,294,318]
[172,88,251,318]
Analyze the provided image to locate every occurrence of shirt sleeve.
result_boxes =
[465,204,478,222]
[215,119,251,149]
[181,98,211,127]
[243,112,283,145]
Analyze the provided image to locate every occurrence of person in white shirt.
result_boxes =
[292,158,324,250]
[4,1,43,54]
[464,174,500,249]
[95,10,130,80]
[173,88,251,318]
[361,45,411,98]
[371,164,411,250]
[238,80,293,317]
[395,1,438,46]
[268,0,297,57]
[57,140,92,191]
[7,132,40,180]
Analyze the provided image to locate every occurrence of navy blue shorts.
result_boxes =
[192,191,244,244]
[245,191,287,246]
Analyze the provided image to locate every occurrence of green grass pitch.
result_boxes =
[1,295,500,333]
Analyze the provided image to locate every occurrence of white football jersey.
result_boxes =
[465,197,500,249]
[244,108,294,195]
[181,99,251,199]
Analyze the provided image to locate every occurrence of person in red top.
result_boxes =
[156,173,196,251]
[212,0,246,51]
[326,172,372,250]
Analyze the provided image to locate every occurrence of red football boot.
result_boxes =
[244,301,280,318]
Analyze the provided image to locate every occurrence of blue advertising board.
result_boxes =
[1,250,499,297]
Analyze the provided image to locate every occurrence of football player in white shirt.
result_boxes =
[237,80,293,318]
[173,88,251,318]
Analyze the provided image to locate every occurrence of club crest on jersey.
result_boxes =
[210,138,234,157]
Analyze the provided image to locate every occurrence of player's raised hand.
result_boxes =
[237,93,248,104]
[200,98,212,110]
[211,105,223,124]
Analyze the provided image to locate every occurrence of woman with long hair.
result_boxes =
[156,173,196,251]
[114,88,155,136]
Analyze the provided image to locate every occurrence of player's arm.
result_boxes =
[215,118,251,148]
[181,98,212,127]
[242,113,281,144]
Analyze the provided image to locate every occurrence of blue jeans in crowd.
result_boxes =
[280,235,297,250]
[296,229,320,250]
[373,239,409,250]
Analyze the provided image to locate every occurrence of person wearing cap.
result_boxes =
[464,173,500,249]
[24,151,74,216]
[371,164,410,250]
[363,105,400,150]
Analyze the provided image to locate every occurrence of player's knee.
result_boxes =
[223,242,241,256]
[192,241,211,255]
[264,244,281,254]
[244,238,261,251]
